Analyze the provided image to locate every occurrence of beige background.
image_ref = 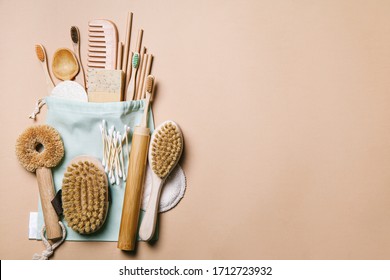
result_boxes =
[1,0,390,259]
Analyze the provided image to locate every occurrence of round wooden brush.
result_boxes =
[15,125,64,240]
[118,75,154,251]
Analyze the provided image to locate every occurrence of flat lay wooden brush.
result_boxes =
[16,125,64,240]
[70,26,86,89]
[118,75,155,251]
[88,19,118,70]
[35,44,55,94]
[62,156,109,234]
[139,120,183,241]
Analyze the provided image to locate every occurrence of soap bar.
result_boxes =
[87,69,124,102]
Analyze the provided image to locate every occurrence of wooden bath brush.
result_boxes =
[62,156,109,234]
[15,125,64,240]
[139,121,184,241]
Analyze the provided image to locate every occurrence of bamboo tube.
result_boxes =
[118,126,150,250]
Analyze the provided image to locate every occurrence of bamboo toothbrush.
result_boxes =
[141,54,153,99]
[135,47,147,100]
[139,120,184,241]
[35,44,55,94]
[70,26,86,89]
[118,75,154,251]
[125,29,143,100]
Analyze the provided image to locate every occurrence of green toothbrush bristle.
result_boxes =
[132,53,139,68]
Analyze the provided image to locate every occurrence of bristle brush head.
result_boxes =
[35,44,45,62]
[146,75,154,93]
[70,26,79,44]
[150,121,183,179]
[132,52,139,68]
[62,156,108,234]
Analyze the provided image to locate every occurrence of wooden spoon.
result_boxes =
[51,48,87,101]
[52,48,79,81]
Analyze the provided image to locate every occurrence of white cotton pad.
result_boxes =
[51,81,88,102]
[142,164,186,213]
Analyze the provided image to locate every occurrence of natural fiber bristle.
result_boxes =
[15,125,64,172]
[151,122,183,179]
[146,75,154,93]
[70,26,79,44]
[132,52,139,68]
[62,159,108,234]
[35,45,45,62]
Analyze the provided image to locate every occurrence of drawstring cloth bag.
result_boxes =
[38,96,154,241]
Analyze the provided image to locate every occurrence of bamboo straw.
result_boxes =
[116,42,123,70]
[122,12,133,75]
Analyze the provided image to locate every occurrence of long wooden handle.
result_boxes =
[36,167,62,240]
[139,173,163,241]
[122,12,133,74]
[118,127,150,251]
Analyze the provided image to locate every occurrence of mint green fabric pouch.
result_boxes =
[37,96,154,241]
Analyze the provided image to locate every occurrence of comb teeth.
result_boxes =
[35,44,45,62]
[150,121,183,179]
[87,20,118,70]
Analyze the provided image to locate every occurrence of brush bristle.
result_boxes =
[62,160,108,234]
[132,52,139,68]
[151,122,183,178]
[70,26,79,44]
[35,45,45,62]
[146,75,154,93]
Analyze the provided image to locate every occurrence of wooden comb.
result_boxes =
[88,20,118,70]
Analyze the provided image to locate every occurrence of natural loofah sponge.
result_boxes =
[15,125,64,172]
[62,156,108,234]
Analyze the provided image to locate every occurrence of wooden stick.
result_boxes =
[36,167,62,240]
[122,12,133,74]
[117,42,123,70]
[136,29,143,54]
[141,54,153,99]
[136,47,147,99]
